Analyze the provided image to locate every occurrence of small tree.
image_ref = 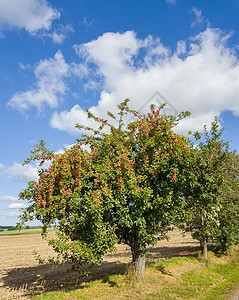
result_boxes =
[216,151,239,251]
[181,117,229,259]
[19,100,191,277]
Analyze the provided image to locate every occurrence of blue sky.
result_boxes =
[1,0,239,226]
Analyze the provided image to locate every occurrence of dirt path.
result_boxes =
[0,229,200,299]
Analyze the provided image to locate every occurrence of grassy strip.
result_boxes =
[0,228,55,236]
[31,248,239,300]
[150,263,239,299]
[202,260,239,299]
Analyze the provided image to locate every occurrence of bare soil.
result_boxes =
[0,229,200,299]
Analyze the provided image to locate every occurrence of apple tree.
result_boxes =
[19,99,191,277]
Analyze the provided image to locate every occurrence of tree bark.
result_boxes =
[201,214,208,259]
[129,240,146,278]
[203,238,208,259]
[200,237,208,259]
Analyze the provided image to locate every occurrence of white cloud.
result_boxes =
[0,195,18,202]
[51,32,65,44]
[54,143,76,155]
[73,31,141,84]
[8,203,27,209]
[71,62,89,79]
[50,28,239,135]
[175,111,219,134]
[5,162,39,182]
[166,0,176,4]
[50,104,92,135]
[191,8,205,28]
[46,24,74,44]
[0,163,4,171]
[80,16,97,28]
[0,0,60,35]
[6,211,21,217]
[8,51,69,112]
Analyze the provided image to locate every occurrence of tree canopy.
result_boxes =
[19,99,239,276]
[180,118,230,258]
[19,99,191,277]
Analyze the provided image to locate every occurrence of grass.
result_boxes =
[30,247,239,300]
[0,227,55,236]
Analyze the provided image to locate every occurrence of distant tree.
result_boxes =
[216,151,239,250]
[7,226,17,231]
[181,117,229,259]
[19,99,191,277]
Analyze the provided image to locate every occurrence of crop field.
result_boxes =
[0,229,201,299]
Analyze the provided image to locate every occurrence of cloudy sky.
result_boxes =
[1,0,239,226]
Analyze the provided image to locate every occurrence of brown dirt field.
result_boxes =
[0,229,200,299]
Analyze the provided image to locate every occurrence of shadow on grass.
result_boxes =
[1,260,127,298]
[101,275,118,287]
[146,245,201,261]
[154,265,172,276]
[1,245,201,298]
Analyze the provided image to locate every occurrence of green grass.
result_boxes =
[150,269,221,299]
[201,262,239,300]
[30,247,239,300]
[149,250,239,300]
[0,227,55,236]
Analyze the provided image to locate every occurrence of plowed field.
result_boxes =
[0,229,200,299]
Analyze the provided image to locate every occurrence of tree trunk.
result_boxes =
[129,240,146,278]
[201,237,208,259]
[203,238,208,259]
[201,214,208,259]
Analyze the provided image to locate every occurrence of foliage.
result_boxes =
[7,226,17,231]
[19,99,191,276]
[216,151,239,250]
[181,117,230,258]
